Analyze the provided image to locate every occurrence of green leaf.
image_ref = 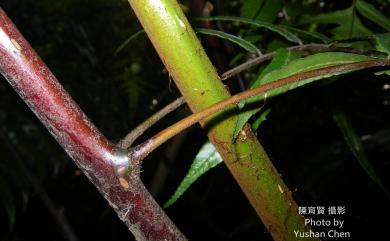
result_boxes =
[331,16,371,40]
[374,69,390,75]
[234,52,375,135]
[301,7,372,39]
[374,33,390,55]
[284,1,316,19]
[255,0,283,23]
[114,30,145,56]
[333,111,390,199]
[332,39,378,53]
[199,16,302,44]
[301,7,349,25]
[240,0,282,23]
[282,26,332,43]
[233,108,261,140]
[240,0,264,19]
[197,28,260,54]
[233,48,299,138]
[356,0,390,31]
[250,52,374,94]
[164,142,223,208]
[251,49,301,88]
[252,108,271,131]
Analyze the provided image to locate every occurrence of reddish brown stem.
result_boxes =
[121,43,364,149]
[0,8,185,241]
[133,58,390,162]
[221,43,364,80]
[119,97,186,148]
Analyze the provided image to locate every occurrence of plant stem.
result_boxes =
[221,43,363,80]
[0,8,186,241]
[122,43,360,148]
[119,96,185,148]
[127,0,318,240]
[133,59,390,161]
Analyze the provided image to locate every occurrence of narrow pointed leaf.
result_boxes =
[233,48,299,138]
[282,26,332,43]
[333,111,390,198]
[240,0,282,23]
[374,33,390,55]
[233,53,376,137]
[374,69,390,76]
[197,28,260,54]
[199,16,302,44]
[164,142,222,208]
[233,108,262,140]
[300,7,351,25]
[165,106,271,208]
[356,0,390,31]
[252,0,283,23]
[252,108,271,131]
[247,52,375,105]
[240,0,264,19]
[300,7,372,39]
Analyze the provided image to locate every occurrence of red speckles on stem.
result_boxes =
[0,8,186,241]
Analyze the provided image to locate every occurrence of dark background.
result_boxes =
[0,0,389,240]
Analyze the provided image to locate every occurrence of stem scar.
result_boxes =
[278,184,284,194]
[10,38,21,51]
[119,177,130,189]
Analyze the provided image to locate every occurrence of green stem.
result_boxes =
[134,59,390,162]
[127,0,317,240]
[121,43,365,149]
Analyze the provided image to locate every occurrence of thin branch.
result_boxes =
[119,97,185,148]
[131,59,390,163]
[221,43,363,80]
[121,43,364,148]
